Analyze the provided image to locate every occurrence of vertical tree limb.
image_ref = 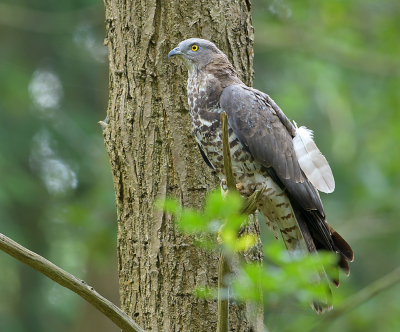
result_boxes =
[221,112,237,192]
[217,251,231,332]
[218,112,265,332]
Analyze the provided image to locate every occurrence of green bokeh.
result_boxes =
[0,0,399,331]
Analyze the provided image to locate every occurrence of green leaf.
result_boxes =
[204,190,243,220]
[235,234,257,252]
[178,209,208,233]
[154,197,180,214]
[194,286,218,300]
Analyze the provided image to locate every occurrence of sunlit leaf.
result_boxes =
[235,234,257,252]
[178,209,208,233]
[204,190,243,220]
[154,197,180,214]
[194,286,218,300]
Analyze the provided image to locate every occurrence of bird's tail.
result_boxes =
[260,206,333,313]
[293,208,333,314]
[290,204,353,313]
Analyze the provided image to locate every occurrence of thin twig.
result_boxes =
[0,233,146,332]
[312,265,400,331]
[217,251,231,332]
[219,112,266,332]
[218,111,234,332]
[221,112,237,192]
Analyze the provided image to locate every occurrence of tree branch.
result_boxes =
[218,113,266,332]
[218,112,234,332]
[217,251,231,332]
[0,232,146,332]
[313,265,400,331]
[221,112,237,192]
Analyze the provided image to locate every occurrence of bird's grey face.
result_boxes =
[168,38,221,72]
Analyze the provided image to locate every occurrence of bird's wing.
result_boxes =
[219,84,334,247]
[220,85,324,211]
[220,85,303,182]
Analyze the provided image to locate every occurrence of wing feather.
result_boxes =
[218,83,352,291]
[219,84,333,244]
[293,123,335,193]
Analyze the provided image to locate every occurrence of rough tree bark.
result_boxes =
[102,0,260,331]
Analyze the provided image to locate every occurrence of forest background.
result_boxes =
[1,0,400,331]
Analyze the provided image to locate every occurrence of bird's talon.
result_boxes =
[236,182,244,191]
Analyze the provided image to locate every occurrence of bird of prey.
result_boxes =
[168,38,353,313]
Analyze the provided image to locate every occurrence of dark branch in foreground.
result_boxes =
[0,233,146,332]
[218,113,265,332]
[221,112,237,192]
[217,251,231,332]
[218,112,234,332]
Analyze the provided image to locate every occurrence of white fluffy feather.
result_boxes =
[292,122,335,193]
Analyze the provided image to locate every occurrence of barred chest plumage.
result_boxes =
[187,70,262,187]
[186,70,296,241]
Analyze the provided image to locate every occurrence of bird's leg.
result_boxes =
[221,180,249,196]
[236,182,244,192]
[235,182,252,196]
[220,178,228,193]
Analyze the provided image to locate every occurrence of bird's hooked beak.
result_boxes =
[168,47,183,59]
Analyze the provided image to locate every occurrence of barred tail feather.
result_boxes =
[268,202,333,314]
[292,208,333,314]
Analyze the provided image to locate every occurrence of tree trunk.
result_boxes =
[102,0,260,331]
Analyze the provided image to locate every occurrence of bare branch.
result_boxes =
[0,233,146,332]
[218,112,266,332]
[218,111,234,332]
[221,112,237,192]
[217,251,231,332]
[312,265,400,331]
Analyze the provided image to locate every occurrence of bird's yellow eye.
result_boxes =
[191,45,198,52]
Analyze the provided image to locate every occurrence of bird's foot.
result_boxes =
[235,182,252,196]
[220,179,229,197]
[221,179,228,190]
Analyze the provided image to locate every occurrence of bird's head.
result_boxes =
[168,38,222,71]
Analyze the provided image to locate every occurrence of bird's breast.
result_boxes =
[187,72,266,191]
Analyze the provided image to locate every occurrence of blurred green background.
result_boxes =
[0,0,399,331]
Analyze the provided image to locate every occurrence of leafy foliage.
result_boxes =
[157,190,337,311]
